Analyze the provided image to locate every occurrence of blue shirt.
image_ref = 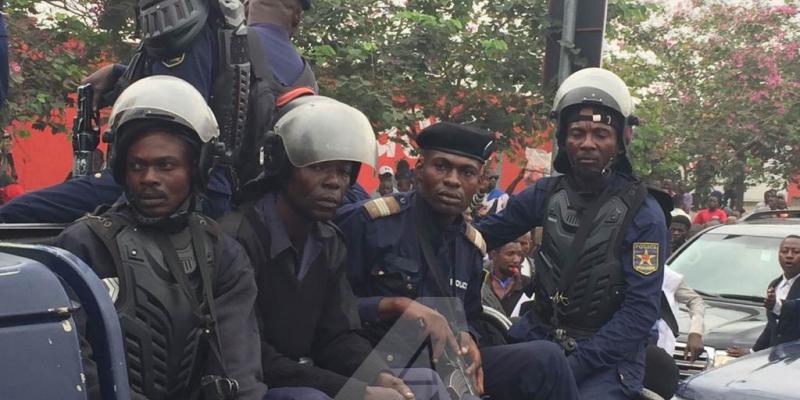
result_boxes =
[249,23,304,86]
[149,23,217,100]
[477,174,668,392]
[255,192,322,281]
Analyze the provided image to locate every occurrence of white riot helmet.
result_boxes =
[108,75,219,187]
[550,68,639,174]
[261,95,378,184]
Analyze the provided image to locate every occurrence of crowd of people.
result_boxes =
[0,1,798,400]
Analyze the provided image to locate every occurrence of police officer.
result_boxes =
[220,95,450,400]
[52,76,267,400]
[336,122,579,400]
[0,0,318,223]
[477,68,670,399]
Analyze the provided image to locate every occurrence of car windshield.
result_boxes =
[668,233,782,300]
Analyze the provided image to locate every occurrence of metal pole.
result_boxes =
[558,0,578,85]
[551,0,578,176]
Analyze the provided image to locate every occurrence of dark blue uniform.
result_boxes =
[336,192,579,400]
[477,174,668,398]
[0,18,315,224]
[0,168,232,223]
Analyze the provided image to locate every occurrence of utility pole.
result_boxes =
[558,0,578,85]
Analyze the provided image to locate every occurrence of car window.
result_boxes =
[668,233,782,299]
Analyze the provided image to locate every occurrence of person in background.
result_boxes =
[775,194,788,211]
[479,169,508,216]
[372,166,396,198]
[482,241,530,318]
[661,179,675,198]
[752,189,777,213]
[678,181,693,212]
[0,132,17,181]
[692,195,727,226]
[728,235,800,357]
[670,214,692,253]
[396,171,414,192]
[516,231,536,280]
[657,267,705,361]
[726,209,741,224]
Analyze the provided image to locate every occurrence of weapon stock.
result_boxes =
[71,84,101,178]
[443,348,482,400]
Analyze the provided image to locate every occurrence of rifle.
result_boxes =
[71,84,101,178]
[442,348,481,400]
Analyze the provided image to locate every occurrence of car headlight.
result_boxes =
[712,350,736,368]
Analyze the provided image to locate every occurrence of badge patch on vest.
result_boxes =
[632,242,659,275]
[162,53,186,68]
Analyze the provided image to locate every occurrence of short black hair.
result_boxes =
[783,235,800,244]
[671,215,691,229]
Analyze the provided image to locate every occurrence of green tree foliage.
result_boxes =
[296,0,554,152]
[606,0,800,197]
[3,0,136,136]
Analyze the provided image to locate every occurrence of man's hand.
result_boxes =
[765,287,776,310]
[402,301,459,363]
[374,372,414,400]
[458,331,484,396]
[81,64,117,108]
[364,386,407,400]
[685,332,704,362]
[726,346,750,358]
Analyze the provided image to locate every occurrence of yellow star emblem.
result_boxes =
[636,250,654,266]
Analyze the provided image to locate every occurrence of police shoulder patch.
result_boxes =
[464,224,487,257]
[363,197,402,220]
[632,242,659,276]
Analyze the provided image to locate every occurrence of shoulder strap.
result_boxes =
[464,224,487,257]
[363,196,402,220]
[82,213,128,283]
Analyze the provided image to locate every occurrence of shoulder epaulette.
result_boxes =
[464,224,487,256]
[363,196,402,220]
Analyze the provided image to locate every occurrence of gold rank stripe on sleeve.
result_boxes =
[464,224,487,256]
[364,197,402,220]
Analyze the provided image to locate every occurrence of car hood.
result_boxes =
[676,297,766,349]
[677,340,800,400]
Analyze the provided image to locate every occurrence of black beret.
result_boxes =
[415,122,495,162]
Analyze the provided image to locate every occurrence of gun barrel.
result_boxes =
[71,84,99,178]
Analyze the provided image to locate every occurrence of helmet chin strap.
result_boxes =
[600,155,616,177]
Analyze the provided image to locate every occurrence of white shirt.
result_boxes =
[773,274,800,315]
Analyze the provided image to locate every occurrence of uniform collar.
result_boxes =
[413,192,464,237]
[256,192,333,260]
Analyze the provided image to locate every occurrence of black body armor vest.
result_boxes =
[85,209,221,399]
[533,177,646,339]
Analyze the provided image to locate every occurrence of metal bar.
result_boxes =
[557,0,578,85]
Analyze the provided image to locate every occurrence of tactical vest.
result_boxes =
[533,177,646,339]
[111,1,319,189]
[84,208,223,399]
